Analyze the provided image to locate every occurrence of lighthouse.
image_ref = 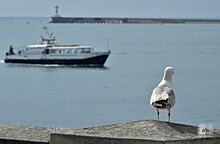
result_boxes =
[54,5,60,17]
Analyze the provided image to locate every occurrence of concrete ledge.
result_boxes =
[51,120,220,144]
[0,120,220,144]
[0,124,75,144]
[0,138,47,144]
[50,134,220,144]
[50,134,158,144]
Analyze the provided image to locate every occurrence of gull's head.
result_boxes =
[163,66,174,81]
[158,66,174,87]
[165,66,174,75]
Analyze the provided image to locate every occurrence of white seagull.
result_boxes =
[150,67,176,122]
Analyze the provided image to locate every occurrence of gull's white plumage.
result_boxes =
[150,67,176,122]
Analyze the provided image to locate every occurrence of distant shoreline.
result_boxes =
[50,16,220,24]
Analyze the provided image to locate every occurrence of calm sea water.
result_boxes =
[0,17,220,129]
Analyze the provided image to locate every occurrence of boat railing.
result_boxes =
[53,44,80,47]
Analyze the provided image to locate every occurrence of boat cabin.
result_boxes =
[44,46,94,55]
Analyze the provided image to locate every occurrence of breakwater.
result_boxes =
[0,120,220,144]
[50,16,220,24]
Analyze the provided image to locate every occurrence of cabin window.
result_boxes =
[50,49,56,54]
[67,49,71,54]
[76,49,83,53]
[45,49,49,54]
[42,49,49,54]
[84,48,91,53]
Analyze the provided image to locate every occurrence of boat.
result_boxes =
[4,27,111,67]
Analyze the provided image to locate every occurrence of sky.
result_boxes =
[0,0,220,18]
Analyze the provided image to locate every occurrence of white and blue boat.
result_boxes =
[4,27,111,67]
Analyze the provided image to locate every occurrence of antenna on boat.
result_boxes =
[42,26,51,37]
[106,38,110,51]
[41,26,56,44]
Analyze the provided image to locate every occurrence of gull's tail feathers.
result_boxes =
[152,99,168,109]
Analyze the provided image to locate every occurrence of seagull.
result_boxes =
[150,67,176,122]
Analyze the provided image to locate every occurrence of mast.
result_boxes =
[41,26,56,44]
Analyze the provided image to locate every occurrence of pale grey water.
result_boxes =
[0,17,220,129]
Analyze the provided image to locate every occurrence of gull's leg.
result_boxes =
[157,109,159,121]
[168,109,171,122]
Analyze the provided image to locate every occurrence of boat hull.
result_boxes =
[4,54,110,67]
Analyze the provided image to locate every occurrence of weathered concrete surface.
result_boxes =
[0,124,75,144]
[51,120,220,144]
[0,120,220,144]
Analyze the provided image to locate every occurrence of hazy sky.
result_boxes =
[0,0,220,18]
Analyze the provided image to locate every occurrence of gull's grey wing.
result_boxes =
[150,85,175,109]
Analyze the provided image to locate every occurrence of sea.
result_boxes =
[0,17,220,129]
